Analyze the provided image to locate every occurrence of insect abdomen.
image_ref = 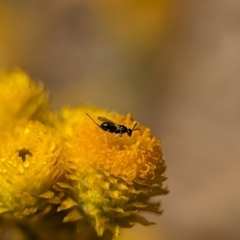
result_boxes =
[100,122,116,133]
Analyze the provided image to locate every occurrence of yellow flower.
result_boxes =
[0,121,64,218]
[0,69,168,239]
[0,69,49,125]
[55,107,168,237]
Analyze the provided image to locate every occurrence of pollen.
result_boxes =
[76,113,162,183]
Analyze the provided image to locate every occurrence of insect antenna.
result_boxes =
[86,113,100,127]
[132,122,140,131]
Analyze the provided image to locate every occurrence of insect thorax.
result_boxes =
[115,125,128,134]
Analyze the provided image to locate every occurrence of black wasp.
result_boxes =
[86,113,139,137]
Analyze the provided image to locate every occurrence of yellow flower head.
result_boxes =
[0,69,49,125]
[55,107,168,236]
[0,121,64,218]
[0,69,168,239]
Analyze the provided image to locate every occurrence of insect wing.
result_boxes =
[97,116,115,124]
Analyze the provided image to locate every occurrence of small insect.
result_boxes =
[86,113,139,137]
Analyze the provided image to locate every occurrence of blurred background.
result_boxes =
[1,1,240,240]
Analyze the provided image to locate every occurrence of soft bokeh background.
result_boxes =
[1,1,240,240]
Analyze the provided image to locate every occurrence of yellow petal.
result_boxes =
[57,198,78,212]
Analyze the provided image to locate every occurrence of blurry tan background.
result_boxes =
[1,1,240,240]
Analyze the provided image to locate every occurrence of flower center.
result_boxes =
[18,148,32,162]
